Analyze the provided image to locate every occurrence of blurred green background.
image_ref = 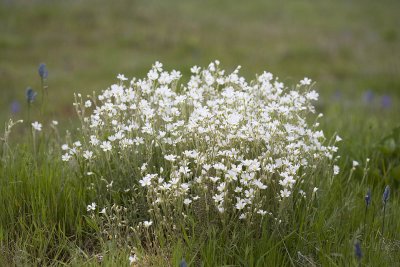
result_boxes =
[1,0,399,125]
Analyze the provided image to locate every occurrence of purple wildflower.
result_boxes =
[179,258,187,267]
[38,63,48,79]
[381,95,392,109]
[26,87,37,103]
[363,90,374,104]
[11,100,21,114]
[382,185,390,204]
[365,188,371,207]
[354,241,362,261]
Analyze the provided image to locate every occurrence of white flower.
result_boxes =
[209,176,220,183]
[190,65,201,74]
[106,180,113,189]
[129,254,138,264]
[183,198,192,206]
[73,141,82,147]
[87,202,96,212]
[31,121,42,131]
[253,179,267,190]
[148,69,158,80]
[140,163,148,172]
[61,144,69,150]
[85,100,92,108]
[213,162,226,171]
[335,135,342,142]
[183,150,199,159]
[117,74,128,81]
[217,182,226,192]
[83,150,93,160]
[143,220,153,228]
[90,135,100,146]
[227,112,242,125]
[313,187,318,193]
[154,61,163,71]
[234,187,242,193]
[139,174,154,187]
[333,165,340,175]
[100,141,112,152]
[352,161,359,168]
[280,188,291,198]
[99,208,106,214]
[69,148,77,155]
[179,183,189,192]
[257,209,267,216]
[178,165,189,174]
[164,154,177,162]
[212,193,224,203]
[52,120,58,126]
[235,199,247,210]
[62,153,71,162]
[300,77,312,85]
[306,91,319,100]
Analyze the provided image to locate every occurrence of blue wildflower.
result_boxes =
[179,258,187,267]
[26,87,37,103]
[365,188,371,207]
[11,100,21,114]
[333,90,342,101]
[354,241,362,261]
[363,90,374,104]
[381,95,392,109]
[38,63,48,79]
[382,185,390,204]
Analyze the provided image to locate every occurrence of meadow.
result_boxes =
[1,0,400,266]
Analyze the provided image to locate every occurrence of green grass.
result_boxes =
[1,0,400,266]
[1,0,400,122]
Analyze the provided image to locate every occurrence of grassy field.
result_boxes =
[1,0,400,266]
[1,0,400,121]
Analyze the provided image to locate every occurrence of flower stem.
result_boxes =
[381,203,387,249]
[363,205,368,238]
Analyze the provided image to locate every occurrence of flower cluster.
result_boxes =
[64,61,339,222]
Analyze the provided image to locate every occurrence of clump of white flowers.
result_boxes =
[64,61,339,224]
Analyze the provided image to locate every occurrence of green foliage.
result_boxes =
[1,0,400,123]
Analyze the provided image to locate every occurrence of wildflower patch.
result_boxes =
[63,61,339,225]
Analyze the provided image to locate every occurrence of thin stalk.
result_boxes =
[27,104,31,123]
[32,130,37,164]
[41,79,44,115]
[381,185,390,249]
[363,205,368,238]
[40,78,48,115]
[381,203,386,241]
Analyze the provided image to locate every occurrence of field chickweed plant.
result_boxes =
[1,61,399,266]
[61,61,340,256]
